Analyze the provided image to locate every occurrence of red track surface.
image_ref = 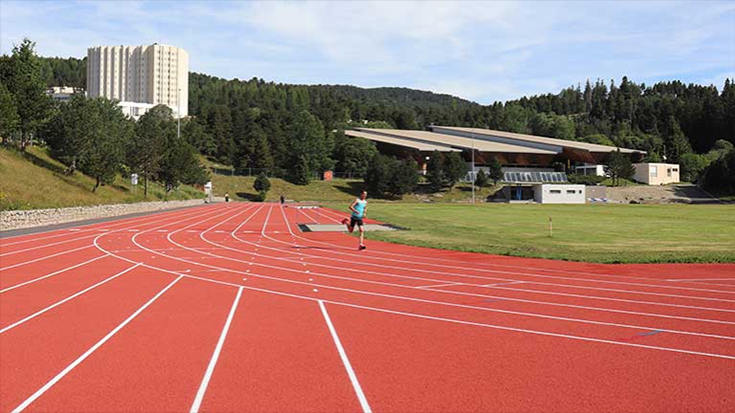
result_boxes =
[1,203,734,413]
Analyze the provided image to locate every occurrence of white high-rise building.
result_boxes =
[86,43,188,118]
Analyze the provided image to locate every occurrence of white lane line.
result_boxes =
[190,287,243,413]
[0,245,94,271]
[97,205,735,361]
[668,278,735,282]
[0,263,142,334]
[417,282,464,289]
[0,234,100,257]
[0,254,109,294]
[11,275,183,413]
[482,281,525,287]
[319,300,372,413]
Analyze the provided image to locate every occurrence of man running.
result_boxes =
[342,190,368,250]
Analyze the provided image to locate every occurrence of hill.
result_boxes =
[0,146,203,210]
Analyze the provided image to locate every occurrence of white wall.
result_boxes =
[533,184,586,204]
[633,163,680,185]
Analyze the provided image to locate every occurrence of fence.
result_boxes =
[209,166,364,181]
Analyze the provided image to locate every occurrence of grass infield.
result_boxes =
[346,203,735,264]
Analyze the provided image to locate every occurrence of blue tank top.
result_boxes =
[352,199,367,218]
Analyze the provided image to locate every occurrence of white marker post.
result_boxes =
[549,216,553,237]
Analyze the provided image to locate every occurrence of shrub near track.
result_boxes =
[355,203,735,264]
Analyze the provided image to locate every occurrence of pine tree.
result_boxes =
[443,152,467,188]
[7,38,50,151]
[426,150,445,190]
[488,157,504,185]
[253,172,271,201]
[474,169,488,189]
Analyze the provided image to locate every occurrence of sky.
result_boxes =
[1,0,734,104]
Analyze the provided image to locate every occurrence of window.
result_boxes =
[667,168,672,177]
[673,168,679,172]
[566,190,576,194]
[650,166,658,177]
[550,190,561,194]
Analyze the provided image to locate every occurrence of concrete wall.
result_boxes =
[585,185,607,200]
[633,163,680,185]
[533,184,586,204]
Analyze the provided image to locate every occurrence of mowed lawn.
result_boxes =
[360,203,735,263]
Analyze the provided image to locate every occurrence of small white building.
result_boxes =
[574,164,605,176]
[633,163,680,185]
[118,101,156,120]
[532,184,586,204]
[46,86,84,102]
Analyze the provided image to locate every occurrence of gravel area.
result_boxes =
[0,199,210,231]
[606,184,719,204]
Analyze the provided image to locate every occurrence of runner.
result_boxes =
[224,192,230,204]
[341,190,368,250]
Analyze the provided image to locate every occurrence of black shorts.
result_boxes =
[349,217,364,227]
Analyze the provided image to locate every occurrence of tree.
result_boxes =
[426,151,444,190]
[129,105,173,196]
[334,135,378,177]
[182,119,215,155]
[475,169,488,189]
[82,99,133,192]
[290,154,311,185]
[702,148,735,195]
[289,110,334,174]
[443,152,467,188]
[44,95,94,173]
[253,172,271,201]
[7,38,50,151]
[387,158,419,198]
[605,149,636,186]
[0,83,20,144]
[364,153,393,197]
[662,116,692,163]
[487,157,504,185]
[678,153,710,183]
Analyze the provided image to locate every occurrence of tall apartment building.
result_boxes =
[86,44,188,118]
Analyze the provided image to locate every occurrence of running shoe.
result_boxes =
[359,245,367,251]
[341,218,349,225]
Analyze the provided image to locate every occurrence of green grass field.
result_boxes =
[352,203,735,264]
[0,146,204,210]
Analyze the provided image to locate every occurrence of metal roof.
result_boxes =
[345,130,460,152]
[431,126,643,154]
[351,128,555,154]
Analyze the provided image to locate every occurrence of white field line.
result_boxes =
[668,278,735,282]
[190,287,243,413]
[238,207,735,317]
[277,206,735,299]
[0,204,215,246]
[417,282,465,289]
[319,300,372,413]
[482,281,525,287]
[0,245,95,271]
[11,276,183,413]
[303,207,735,293]
[139,207,735,343]
[94,239,735,361]
[0,205,212,252]
[0,206,215,271]
[0,263,142,334]
[0,254,109,294]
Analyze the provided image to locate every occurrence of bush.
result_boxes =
[679,153,710,183]
[474,169,488,188]
[702,148,735,195]
[364,154,418,199]
[253,172,271,201]
[426,150,444,190]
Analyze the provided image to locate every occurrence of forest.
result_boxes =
[2,42,734,194]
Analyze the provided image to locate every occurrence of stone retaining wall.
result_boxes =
[0,199,210,231]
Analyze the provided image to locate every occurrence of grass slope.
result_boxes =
[0,146,204,210]
[361,203,735,263]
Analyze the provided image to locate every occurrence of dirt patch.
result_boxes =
[606,184,719,204]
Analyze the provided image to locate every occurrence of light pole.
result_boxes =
[471,130,475,204]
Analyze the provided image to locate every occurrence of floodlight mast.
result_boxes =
[471,130,475,203]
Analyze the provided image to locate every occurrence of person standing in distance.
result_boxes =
[341,190,368,250]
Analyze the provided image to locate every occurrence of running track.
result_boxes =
[1,202,734,413]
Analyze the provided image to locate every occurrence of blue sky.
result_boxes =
[1,0,734,103]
